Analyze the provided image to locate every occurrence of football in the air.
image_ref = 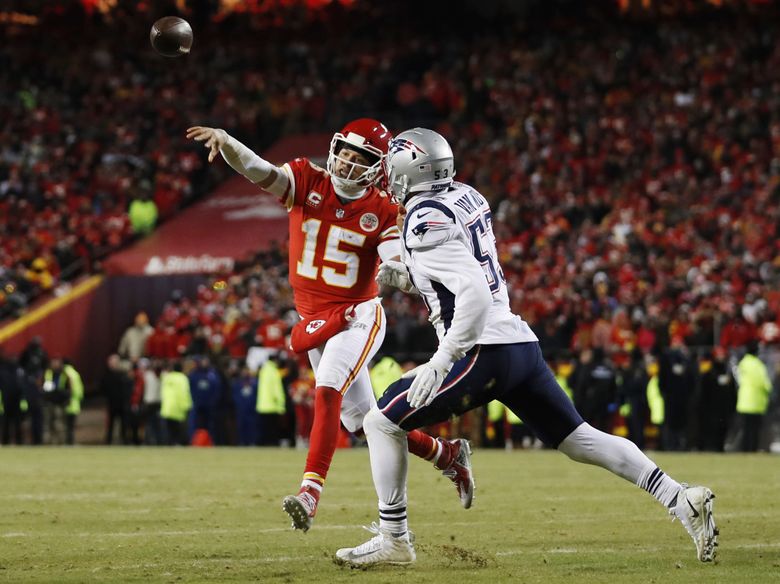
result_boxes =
[150,16,193,58]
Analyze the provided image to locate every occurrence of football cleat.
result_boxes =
[440,439,475,509]
[282,488,318,533]
[335,522,416,567]
[670,485,718,562]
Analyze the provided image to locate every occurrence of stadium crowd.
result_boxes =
[0,2,777,447]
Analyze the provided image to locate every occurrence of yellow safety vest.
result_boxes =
[646,375,664,425]
[160,371,192,422]
[63,364,84,415]
[736,354,773,415]
[370,357,403,399]
[256,361,286,415]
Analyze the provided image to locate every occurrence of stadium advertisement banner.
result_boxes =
[103,177,288,275]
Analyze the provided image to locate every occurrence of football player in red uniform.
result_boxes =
[187,120,474,532]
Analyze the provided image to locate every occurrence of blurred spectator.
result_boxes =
[141,359,163,446]
[256,353,286,446]
[187,355,223,443]
[100,353,132,445]
[697,346,736,452]
[42,357,70,445]
[118,312,154,363]
[0,353,24,445]
[62,359,84,445]
[18,336,48,378]
[645,357,664,448]
[128,360,146,445]
[160,362,192,446]
[617,349,649,450]
[736,340,773,452]
[571,348,617,432]
[128,190,159,237]
[659,337,695,451]
[231,365,258,446]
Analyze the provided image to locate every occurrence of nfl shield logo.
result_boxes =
[335,208,345,219]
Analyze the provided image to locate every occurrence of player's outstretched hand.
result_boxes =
[186,126,228,163]
[403,359,451,408]
[377,260,416,294]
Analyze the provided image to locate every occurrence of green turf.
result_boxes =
[0,447,778,583]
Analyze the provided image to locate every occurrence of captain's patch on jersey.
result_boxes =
[360,213,379,232]
[306,191,322,208]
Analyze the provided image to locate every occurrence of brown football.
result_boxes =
[150,16,193,58]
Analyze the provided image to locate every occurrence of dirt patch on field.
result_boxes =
[422,544,491,568]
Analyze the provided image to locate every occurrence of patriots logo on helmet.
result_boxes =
[389,138,428,159]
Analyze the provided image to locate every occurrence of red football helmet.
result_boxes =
[327,118,392,199]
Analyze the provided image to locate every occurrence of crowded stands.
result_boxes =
[0,1,778,448]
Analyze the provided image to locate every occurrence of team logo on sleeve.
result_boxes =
[359,213,379,232]
[306,192,323,208]
[306,320,326,334]
[411,209,448,238]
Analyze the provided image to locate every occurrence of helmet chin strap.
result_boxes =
[332,176,367,200]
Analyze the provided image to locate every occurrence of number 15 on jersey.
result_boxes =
[296,218,366,289]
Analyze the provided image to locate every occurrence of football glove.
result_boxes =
[403,356,452,409]
[376,260,417,294]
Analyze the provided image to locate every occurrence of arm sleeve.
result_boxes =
[413,239,493,367]
[219,135,290,199]
[377,237,402,262]
[377,196,402,261]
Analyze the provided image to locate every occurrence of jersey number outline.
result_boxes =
[466,212,505,294]
[297,218,366,289]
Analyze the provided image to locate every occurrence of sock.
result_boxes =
[406,431,456,469]
[300,387,343,497]
[379,503,408,537]
[558,422,681,508]
[364,407,409,534]
[637,466,683,508]
[406,429,441,462]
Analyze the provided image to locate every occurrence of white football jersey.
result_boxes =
[402,182,537,362]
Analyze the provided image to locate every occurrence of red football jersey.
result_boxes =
[280,158,400,318]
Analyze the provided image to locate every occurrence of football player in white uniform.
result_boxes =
[334,129,718,567]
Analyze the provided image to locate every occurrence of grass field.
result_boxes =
[1,447,778,583]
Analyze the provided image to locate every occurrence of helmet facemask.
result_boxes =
[327,134,384,200]
[384,156,411,203]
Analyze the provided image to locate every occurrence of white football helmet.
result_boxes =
[384,128,455,203]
